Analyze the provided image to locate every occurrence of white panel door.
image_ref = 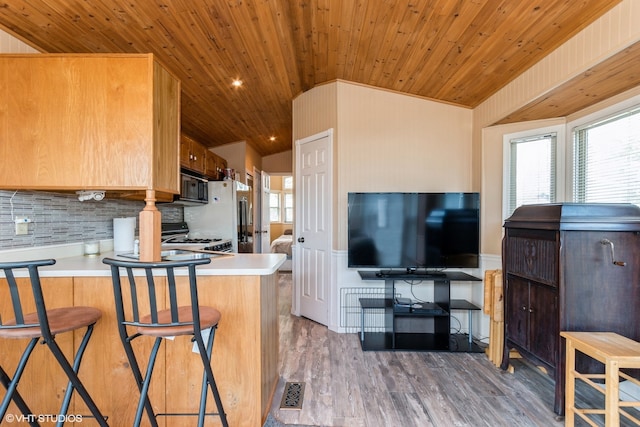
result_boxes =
[260,172,271,253]
[295,129,332,325]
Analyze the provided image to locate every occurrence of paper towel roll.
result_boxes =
[113,217,136,253]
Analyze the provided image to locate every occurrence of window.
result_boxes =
[505,132,557,217]
[269,176,293,223]
[573,106,640,205]
[283,192,293,223]
[283,176,293,190]
[269,192,281,222]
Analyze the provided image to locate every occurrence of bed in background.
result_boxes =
[271,229,292,271]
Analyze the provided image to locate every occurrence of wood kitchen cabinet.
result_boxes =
[180,134,207,174]
[0,54,180,195]
[501,203,640,415]
[205,150,227,180]
[181,133,227,180]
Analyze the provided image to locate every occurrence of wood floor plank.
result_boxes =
[271,273,572,426]
[328,330,366,421]
[389,391,434,427]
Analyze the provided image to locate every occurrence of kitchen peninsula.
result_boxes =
[0,250,286,427]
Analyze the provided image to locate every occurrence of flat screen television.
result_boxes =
[347,192,480,271]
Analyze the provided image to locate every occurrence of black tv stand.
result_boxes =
[375,269,447,278]
[358,270,484,353]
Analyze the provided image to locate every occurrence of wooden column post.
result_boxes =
[139,189,161,262]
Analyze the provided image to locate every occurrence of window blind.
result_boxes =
[573,106,640,205]
[508,133,557,216]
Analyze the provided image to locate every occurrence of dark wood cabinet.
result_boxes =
[501,203,640,415]
[505,277,558,367]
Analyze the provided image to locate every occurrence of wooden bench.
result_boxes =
[561,331,640,427]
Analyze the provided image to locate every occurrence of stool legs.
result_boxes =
[0,365,37,427]
[194,326,228,427]
[44,325,107,427]
[121,329,228,427]
[564,337,576,427]
[0,338,38,424]
[121,335,161,427]
[0,326,107,427]
[56,323,103,424]
[605,361,620,427]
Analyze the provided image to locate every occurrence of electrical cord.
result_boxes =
[450,315,461,334]
[407,280,427,303]
[9,190,17,221]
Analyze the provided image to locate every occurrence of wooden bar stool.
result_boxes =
[0,259,107,426]
[561,331,640,427]
[102,257,228,427]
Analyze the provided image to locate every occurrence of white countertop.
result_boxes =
[0,243,286,277]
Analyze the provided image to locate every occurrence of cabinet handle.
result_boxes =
[529,308,533,313]
[521,305,527,311]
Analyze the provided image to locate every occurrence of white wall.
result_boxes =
[335,81,473,250]
[0,29,38,53]
[293,80,481,336]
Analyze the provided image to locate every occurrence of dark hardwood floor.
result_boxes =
[269,272,633,426]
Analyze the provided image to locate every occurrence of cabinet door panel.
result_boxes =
[180,136,192,168]
[505,231,558,287]
[0,55,179,191]
[505,275,528,349]
[529,282,558,367]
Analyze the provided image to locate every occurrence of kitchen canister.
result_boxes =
[84,241,100,256]
[113,217,136,253]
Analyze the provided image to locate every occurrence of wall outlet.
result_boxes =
[14,217,31,235]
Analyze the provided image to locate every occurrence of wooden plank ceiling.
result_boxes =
[0,0,625,156]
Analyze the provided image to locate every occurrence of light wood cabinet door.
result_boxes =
[205,151,228,181]
[164,274,279,427]
[204,150,219,179]
[180,134,206,174]
[0,54,180,194]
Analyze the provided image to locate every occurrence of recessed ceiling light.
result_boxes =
[232,79,243,88]
[269,136,276,141]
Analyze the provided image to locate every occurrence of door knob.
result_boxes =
[298,237,305,243]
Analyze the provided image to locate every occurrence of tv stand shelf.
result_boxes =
[357,270,484,353]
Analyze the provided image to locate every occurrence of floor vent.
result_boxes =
[280,381,305,410]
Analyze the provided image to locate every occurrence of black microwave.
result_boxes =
[176,171,209,205]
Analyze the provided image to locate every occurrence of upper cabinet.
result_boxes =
[205,151,227,181]
[0,54,181,195]
[181,133,227,180]
[180,134,206,174]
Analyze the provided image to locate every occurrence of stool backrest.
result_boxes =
[0,259,57,338]
[102,257,212,333]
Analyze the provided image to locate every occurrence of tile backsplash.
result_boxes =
[0,190,183,250]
